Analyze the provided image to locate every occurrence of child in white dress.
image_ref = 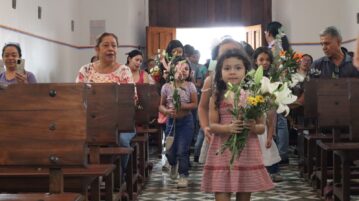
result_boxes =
[252,47,283,182]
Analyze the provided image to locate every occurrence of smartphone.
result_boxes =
[0,59,4,73]
[16,59,25,74]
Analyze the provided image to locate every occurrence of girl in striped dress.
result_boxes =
[201,49,274,201]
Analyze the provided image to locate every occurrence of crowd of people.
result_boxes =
[2,20,359,201]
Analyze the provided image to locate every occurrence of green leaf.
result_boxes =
[254,65,264,84]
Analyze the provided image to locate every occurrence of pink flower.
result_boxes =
[174,62,186,81]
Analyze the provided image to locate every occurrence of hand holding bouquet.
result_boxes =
[219,66,297,167]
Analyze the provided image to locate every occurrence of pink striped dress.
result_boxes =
[201,102,274,193]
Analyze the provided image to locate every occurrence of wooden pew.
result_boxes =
[305,79,359,200]
[0,84,117,201]
[133,84,160,184]
[84,83,139,201]
[0,193,83,201]
[331,79,359,201]
[0,84,86,201]
[301,80,348,183]
[301,79,328,180]
[312,79,351,196]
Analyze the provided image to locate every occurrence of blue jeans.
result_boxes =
[165,114,194,176]
[119,132,136,172]
[191,109,199,143]
[194,128,205,158]
[275,114,289,161]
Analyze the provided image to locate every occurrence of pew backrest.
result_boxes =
[85,83,135,145]
[316,79,350,128]
[350,79,359,141]
[0,84,87,167]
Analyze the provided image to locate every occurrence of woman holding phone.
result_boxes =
[0,43,37,84]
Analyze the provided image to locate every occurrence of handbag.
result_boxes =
[165,136,174,151]
[157,112,167,124]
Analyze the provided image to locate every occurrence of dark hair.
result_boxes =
[146,58,155,64]
[90,55,98,63]
[2,43,22,58]
[95,32,119,48]
[252,47,273,69]
[214,49,251,109]
[240,41,254,57]
[166,40,184,58]
[183,44,195,57]
[302,54,313,64]
[266,21,291,51]
[171,56,192,82]
[348,51,354,58]
[214,38,245,59]
[126,49,143,65]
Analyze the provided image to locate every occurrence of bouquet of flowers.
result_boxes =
[149,66,161,82]
[165,56,187,137]
[269,28,303,83]
[149,49,166,82]
[270,49,303,83]
[219,66,297,167]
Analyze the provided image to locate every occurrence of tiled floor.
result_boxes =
[138,145,359,201]
[138,154,321,201]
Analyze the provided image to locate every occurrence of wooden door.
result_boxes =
[146,26,176,59]
[244,24,262,49]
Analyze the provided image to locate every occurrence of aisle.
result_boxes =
[138,156,322,201]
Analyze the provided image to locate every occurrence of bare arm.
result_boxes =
[265,110,277,148]
[143,71,150,84]
[208,96,228,134]
[181,91,198,110]
[198,76,213,142]
[198,76,212,129]
[158,94,175,117]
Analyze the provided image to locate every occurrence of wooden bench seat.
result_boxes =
[303,79,359,201]
[0,193,83,201]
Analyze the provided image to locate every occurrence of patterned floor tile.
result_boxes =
[138,150,359,201]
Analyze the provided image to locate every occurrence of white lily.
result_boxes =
[260,76,280,94]
[289,73,305,88]
[224,90,235,106]
[273,83,297,116]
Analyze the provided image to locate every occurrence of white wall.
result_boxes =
[0,0,148,82]
[2,0,357,82]
[272,0,359,60]
[77,0,148,65]
[0,0,82,82]
[341,0,359,51]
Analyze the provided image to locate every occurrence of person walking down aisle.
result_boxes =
[198,38,246,164]
[264,21,291,165]
[159,56,197,188]
[252,47,282,182]
[201,49,274,201]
